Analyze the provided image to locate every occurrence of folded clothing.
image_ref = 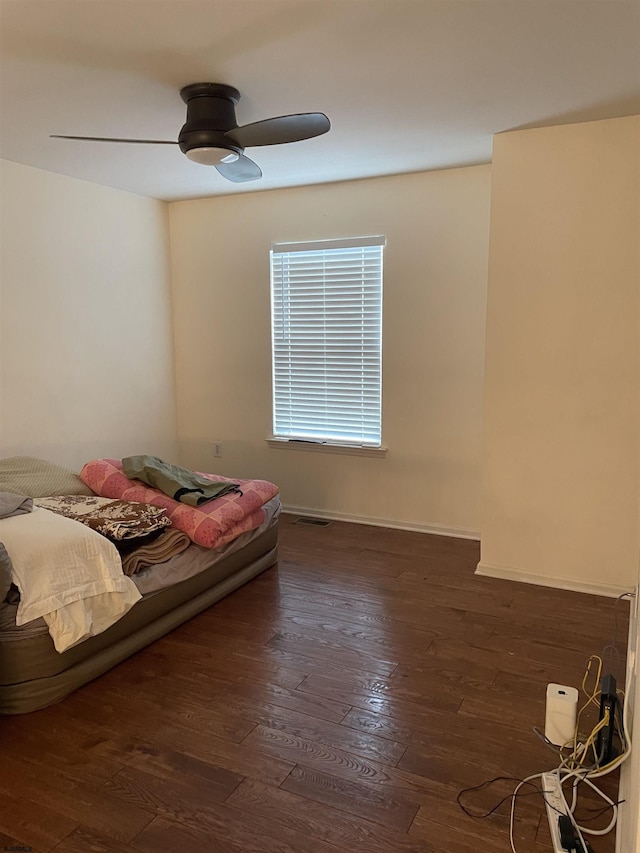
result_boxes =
[116,527,191,576]
[122,455,242,506]
[81,458,279,549]
[35,494,172,541]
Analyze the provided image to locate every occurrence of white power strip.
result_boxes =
[541,772,569,853]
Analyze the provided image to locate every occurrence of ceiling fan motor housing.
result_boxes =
[178,83,243,157]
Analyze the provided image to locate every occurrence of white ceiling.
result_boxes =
[1,0,639,202]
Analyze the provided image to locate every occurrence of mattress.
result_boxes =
[0,495,281,640]
[0,502,279,714]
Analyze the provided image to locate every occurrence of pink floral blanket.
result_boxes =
[80,459,279,550]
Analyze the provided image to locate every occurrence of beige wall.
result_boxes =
[0,160,178,470]
[479,116,640,594]
[618,158,640,848]
[619,581,639,852]
[169,166,491,535]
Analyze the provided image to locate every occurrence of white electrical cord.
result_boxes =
[508,673,632,852]
[504,593,636,853]
[562,770,618,836]
[509,772,545,853]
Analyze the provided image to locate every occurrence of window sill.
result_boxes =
[266,438,387,458]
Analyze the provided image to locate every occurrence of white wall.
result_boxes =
[169,166,491,535]
[0,160,178,470]
[479,116,640,595]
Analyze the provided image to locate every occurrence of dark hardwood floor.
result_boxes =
[0,514,628,853]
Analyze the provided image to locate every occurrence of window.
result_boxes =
[270,235,385,448]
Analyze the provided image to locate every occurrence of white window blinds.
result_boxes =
[270,235,384,447]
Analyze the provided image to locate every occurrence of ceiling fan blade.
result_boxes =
[226,113,330,148]
[50,135,177,145]
[215,154,263,183]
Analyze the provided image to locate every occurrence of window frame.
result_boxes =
[269,235,385,453]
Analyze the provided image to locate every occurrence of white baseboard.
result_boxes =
[282,504,480,541]
[476,560,633,598]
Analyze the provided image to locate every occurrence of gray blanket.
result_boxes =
[0,494,34,602]
[0,492,33,519]
[0,542,12,602]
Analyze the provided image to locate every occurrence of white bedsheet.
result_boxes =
[0,506,141,652]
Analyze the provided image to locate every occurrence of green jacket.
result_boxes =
[122,456,241,506]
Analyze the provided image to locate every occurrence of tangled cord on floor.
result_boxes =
[456,592,635,853]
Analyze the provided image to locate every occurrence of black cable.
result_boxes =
[573,799,625,823]
[456,774,620,823]
[457,775,562,819]
[558,815,595,853]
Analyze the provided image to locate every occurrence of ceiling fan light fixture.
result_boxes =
[51,82,330,183]
[185,146,240,166]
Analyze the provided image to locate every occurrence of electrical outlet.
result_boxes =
[213,442,223,458]
[541,772,568,853]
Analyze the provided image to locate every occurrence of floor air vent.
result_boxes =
[294,517,332,527]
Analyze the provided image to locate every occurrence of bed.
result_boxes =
[0,456,279,714]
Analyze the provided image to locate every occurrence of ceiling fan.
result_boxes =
[50,82,331,183]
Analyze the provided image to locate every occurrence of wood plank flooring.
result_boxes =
[0,514,628,853]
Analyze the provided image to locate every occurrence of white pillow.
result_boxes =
[0,507,140,652]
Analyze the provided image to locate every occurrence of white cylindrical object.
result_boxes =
[545,683,579,747]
